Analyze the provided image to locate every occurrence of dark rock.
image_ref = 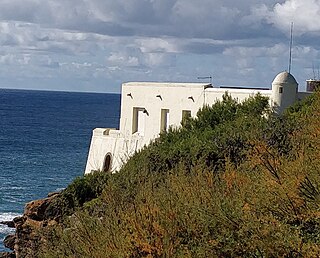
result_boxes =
[0,252,15,258]
[12,217,24,225]
[14,218,43,258]
[0,221,14,228]
[13,195,60,258]
[24,196,55,221]
[1,194,61,258]
[3,235,15,250]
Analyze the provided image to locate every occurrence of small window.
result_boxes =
[160,109,170,132]
[132,107,146,135]
[279,87,283,94]
[103,153,112,173]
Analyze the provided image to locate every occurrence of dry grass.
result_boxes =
[40,92,320,257]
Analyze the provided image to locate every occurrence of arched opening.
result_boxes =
[103,153,112,173]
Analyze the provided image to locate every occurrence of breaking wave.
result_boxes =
[0,212,20,235]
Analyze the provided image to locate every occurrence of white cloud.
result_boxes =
[108,51,140,67]
[144,53,176,67]
[223,44,288,58]
[136,38,179,53]
[252,0,320,35]
[0,0,318,92]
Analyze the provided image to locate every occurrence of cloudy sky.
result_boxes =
[0,0,319,93]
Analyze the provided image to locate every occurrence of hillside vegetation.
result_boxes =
[39,92,320,257]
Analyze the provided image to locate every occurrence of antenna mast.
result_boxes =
[312,62,316,80]
[288,22,294,73]
[197,76,212,85]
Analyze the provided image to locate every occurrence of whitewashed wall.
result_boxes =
[85,72,311,174]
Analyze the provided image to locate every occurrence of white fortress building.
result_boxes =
[85,71,312,174]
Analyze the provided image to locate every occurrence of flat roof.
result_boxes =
[219,85,270,90]
[205,87,272,94]
[122,82,212,88]
[306,79,320,82]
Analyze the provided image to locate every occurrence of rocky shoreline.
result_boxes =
[0,192,61,258]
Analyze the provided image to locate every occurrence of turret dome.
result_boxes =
[271,71,298,114]
[272,71,298,85]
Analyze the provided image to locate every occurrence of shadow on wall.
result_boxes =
[103,153,112,173]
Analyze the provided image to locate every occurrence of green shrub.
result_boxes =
[44,171,110,219]
[39,92,320,257]
[127,93,270,175]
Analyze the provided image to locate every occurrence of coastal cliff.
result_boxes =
[1,193,59,258]
[1,171,109,258]
[2,92,320,257]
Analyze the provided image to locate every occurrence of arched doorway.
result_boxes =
[103,153,112,172]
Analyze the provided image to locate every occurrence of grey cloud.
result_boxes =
[65,20,135,37]
[0,0,306,59]
[37,36,50,42]
[107,46,176,70]
[1,34,19,46]
[0,0,287,41]
[180,41,225,54]
[296,33,320,50]
[45,61,60,68]
[0,0,52,24]
[0,0,319,93]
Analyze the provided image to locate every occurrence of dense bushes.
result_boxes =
[44,171,110,219]
[40,92,320,257]
[130,93,270,174]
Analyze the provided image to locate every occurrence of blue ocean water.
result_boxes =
[0,89,120,252]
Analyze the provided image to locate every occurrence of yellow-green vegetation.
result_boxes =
[40,92,320,257]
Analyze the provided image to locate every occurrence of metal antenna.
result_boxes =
[288,22,294,73]
[197,76,212,84]
[312,62,316,80]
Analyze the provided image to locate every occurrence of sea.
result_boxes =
[0,89,120,252]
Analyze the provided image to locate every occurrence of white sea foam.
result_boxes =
[0,224,15,236]
[0,212,21,235]
[0,212,20,222]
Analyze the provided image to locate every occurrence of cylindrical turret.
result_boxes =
[271,71,298,113]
